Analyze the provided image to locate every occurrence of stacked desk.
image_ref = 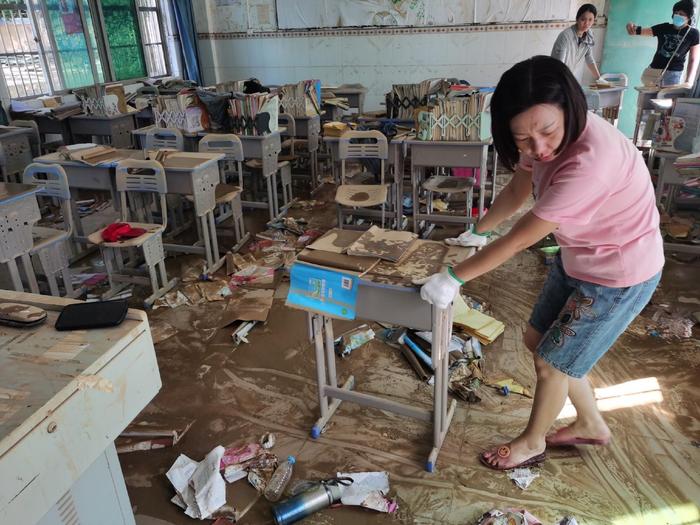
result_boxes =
[0,290,160,524]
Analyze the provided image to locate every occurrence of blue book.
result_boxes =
[286,262,359,320]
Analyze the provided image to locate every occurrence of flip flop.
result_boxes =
[479,445,546,471]
[545,428,611,447]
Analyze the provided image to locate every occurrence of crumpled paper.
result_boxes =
[336,471,398,513]
[508,467,540,489]
[167,446,226,519]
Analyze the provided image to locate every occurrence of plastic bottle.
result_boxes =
[264,456,296,502]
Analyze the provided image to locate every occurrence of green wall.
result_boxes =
[602,1,676,137]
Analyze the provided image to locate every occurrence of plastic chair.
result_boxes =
[87,159,177,307]
[10,119,41,157]
[335,130,389,229]
[23,163,76,297]
[144,127,184,151]
[199,134,249,251]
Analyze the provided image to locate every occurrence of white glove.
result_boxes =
[444,230,491,247]
[419,268,463,309]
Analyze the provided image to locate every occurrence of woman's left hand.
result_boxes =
[418,269,463,309]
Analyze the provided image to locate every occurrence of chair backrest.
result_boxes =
[337,130,388,160]
[144,127,184,151]
[199,133,244,161]
[23,163,71,200]
[278,113,296,137]
[116,159,168,195]
[115,159,168,225]
[10,120,40,157]
[23,162,73,234]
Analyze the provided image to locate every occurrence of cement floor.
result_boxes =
[121,183,700,525]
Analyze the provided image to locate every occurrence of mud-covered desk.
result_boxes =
[287,239,474,472]
[0,291,160,524]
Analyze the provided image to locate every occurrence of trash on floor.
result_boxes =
[337,471,398,513]
[229,265,276,288]
[558,517,579,525]
[334,324,375,358]
[272,478,346,525]
[647,308,696,339]
[508,467,540,489]
[167,446,227,519]
[232,320,258,345]
[475,508,542,525]
[149,320,178,344]
[487,378,533,398]
[116,416,194,453]
[448,358,483,403]
[260,432,276,449]
[453,293,505,344]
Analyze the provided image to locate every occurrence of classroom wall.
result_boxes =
[601,1,678,137]
[196,24,606,111]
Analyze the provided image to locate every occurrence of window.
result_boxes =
[136,0,168,77]
[0,0,174,99]
[0,1,50,98]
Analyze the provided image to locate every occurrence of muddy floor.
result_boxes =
[120,174,700,525]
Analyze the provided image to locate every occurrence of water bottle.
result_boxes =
[271,482,343,525]
[264,455,296,502]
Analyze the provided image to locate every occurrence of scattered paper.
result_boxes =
[336,471,397,513]
[167,447,227,520]
[508,468,540,489]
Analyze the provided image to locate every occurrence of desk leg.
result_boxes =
[478,146,487,219]
[7,258,24,291]
[311,314,352,439]
[411,164,420,234]
[427,306,457,472]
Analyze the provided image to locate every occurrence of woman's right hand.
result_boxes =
[626,22,636,35]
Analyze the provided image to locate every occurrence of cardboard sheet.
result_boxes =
[297,248,379,272]
[346,226,417,262]
[306,228,363,254]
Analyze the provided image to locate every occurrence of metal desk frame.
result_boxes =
[305,278,455,472]
[293,115,321,189]
[407,138,496,235]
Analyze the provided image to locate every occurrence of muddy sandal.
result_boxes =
[479,445,546,471]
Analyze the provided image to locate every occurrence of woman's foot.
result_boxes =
[480,435,546,470]
[546,421,611,447]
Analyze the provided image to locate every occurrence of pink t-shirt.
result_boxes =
[519,113,664,287]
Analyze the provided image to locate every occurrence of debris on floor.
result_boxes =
[334,324,375,358]
[475,508,542,525]
[486,378,533,398]
[337,471,398,513]
[508,467,540,490]
[453,293,505,344]
[116,416,194,453]
[167,446,227,520]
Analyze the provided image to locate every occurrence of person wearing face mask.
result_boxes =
[419,56,664,471]
[551,4,602,82]
[626,0,700,88]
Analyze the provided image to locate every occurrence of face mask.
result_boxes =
[673,14,688,27]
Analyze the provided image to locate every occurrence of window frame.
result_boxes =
[1,0,173,100]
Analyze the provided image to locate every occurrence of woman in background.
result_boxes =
[627,0,700,88]
[551,4,602,82]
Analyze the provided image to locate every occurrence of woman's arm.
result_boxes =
[626,22,654,36]
[685,44,700,85]
[474,167,533,234]
[587,61,601,79]
[453,211,558,282]
[551,32,568,63]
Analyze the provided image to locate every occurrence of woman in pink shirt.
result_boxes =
[420,55,664,470]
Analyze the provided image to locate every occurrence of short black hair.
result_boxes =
[673,0,695,18]
[576,3,597,19]
[490,56,589,172]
